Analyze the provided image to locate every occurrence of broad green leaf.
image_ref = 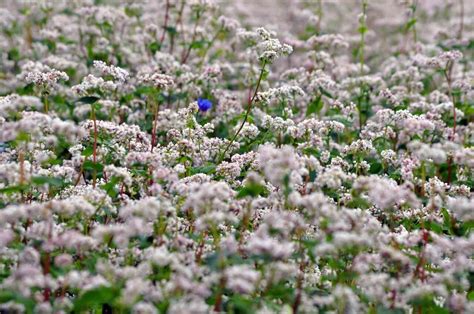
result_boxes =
[237,182,267,198]
[31,176,64,187]
[190,164,216,175]
[77,96,100,104]
[83,160,104,172]
[306,95,323,116]
[0,291,35,313]
[73,285,120,312]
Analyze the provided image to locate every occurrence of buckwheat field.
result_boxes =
[0,0,473,313]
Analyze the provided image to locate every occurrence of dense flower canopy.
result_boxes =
[0,0,473,313]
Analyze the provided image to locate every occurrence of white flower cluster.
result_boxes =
[138,73,175,90]
[255,27,293,64]
[93,60,129,82]
[0,1,473,313]
[20,61,69,90]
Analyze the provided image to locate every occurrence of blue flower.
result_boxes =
[197,98,212,112]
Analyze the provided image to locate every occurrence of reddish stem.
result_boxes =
[151,101,159,152]
[219,62,267,161]
[170,0,185,54]
[181,11,201,64]
[160,0,170,45]
[42,252,51,301]
[213,276,226,312]
[292,259,306,313]
[92,106,98,188]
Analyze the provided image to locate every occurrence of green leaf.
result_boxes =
[283,173,291,198]
[73,286,120,312]
[16,131,30,142]
[204,253,220,271]
[405,18,417,32]
[346,196,371,209]
[0,291,35,313]
[31,176,64,187]
[426,220,443,234]
[303,147,319,157]
[409,295,450,314]
[237,182,267,198]
[83,160,104,172]
[82,146,94,157]
[441,208,453,235]
[77,96,100,104]
[0,185,27,194]
[135,86,158,95]
[165,26,178,35]
[264,283,294,302]
[190,40,207,49]
[306,95,323,116]
[7,48,20,62]
[148,41,161,54]
[149,264,172,281]
[368,161,383,174]
[226,295,255,313]
[190,164,216,175]
[261,67,270,81]
[358,25,368,34]
[124,6,141,17]
[461,220,474,235]
[20,83,35,95]
[319,87,334,99]
[375,305,405,314]
[468,291,474,301]
[101,177,120,198]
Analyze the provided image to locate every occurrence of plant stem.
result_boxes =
[292,233,307,314]
[447,156,453,184]
[443,60,457,185]
[409,0,418,45]
[420,161,426,197]
[75,157,86,187]
[316,0,323,34]
[160,0,170,45]
[359,0,368,74]
[19,150,25,186]
[357,97,363,132]
[458,0,464,40]
[214,275,226,312]
[218,61,266,161]
[42,252,51,301]
[170,0,186,54]
[43,91,49,113]
[199,26,223,68]
[443,61,456,137]
[91,104,98,188]
[42,218,53,302]
[151,99,160,152]
[181,9,201,64]
[195,231,207,263]
[444,61,456,184]
[19,149,25,203]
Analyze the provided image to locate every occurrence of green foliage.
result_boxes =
[73,286,121,312]
[0,291,35,313]
[237,181,268,198]
[77,96,100,104]
[306,95,323,116]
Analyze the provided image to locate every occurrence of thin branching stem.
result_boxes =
[159,0,170,45]
[458,0,464,39]
[91,104,98,188]
[359,0,368,74]
[218,61,267,162]
[181,9,202,64]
